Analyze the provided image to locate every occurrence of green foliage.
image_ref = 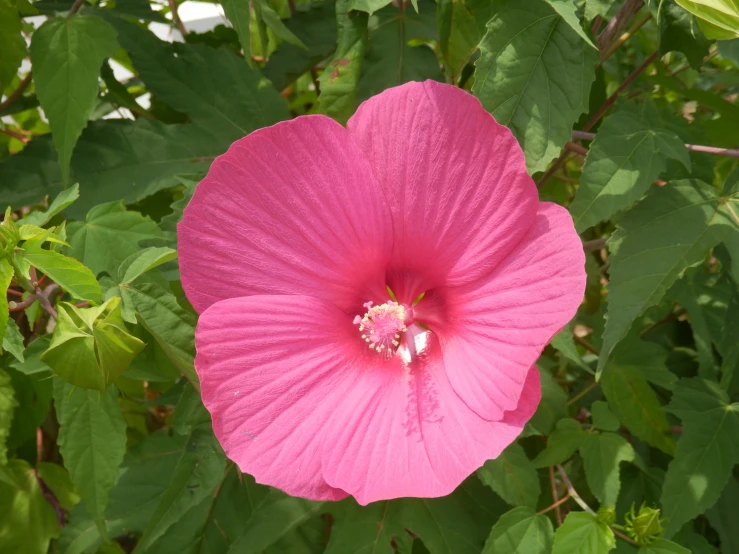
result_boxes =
[0,0,737,552]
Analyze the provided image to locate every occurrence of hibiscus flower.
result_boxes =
[178,80,585,505]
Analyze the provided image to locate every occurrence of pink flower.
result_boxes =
[178,81,585,505]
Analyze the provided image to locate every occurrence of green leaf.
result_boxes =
[437,0,482,83]
[544,0,598,48]
[133,427,226,553]
[0,459,60,554]
[552,512,616,554]
[706,476,739,554]
[326,478,503,554]
[117,247,177,285]
[0,119,219,218]
[569,110,690,232]
[533,418,586,468]
[3,319,25,362]
[482,506,554,554]
[317,0,368,124]
[580,432,635,506]
[529,366,569,434]
[30,15,118,184]
[592,400,621,431]
[20,183,80,227]
[263,1,337,91]
[42,298,145,391]
[220,0,252,63]
[123,282,198,387]
[257,0,307,49]
[0,0,26,94]
[598,180,739,374]
[0,368,18,465]
[600,336,676,454]
[54,380,127,539]
[347,0,393,14]
[20,243,101,303]
[639,539,691,554]
[0,257,14,352]
[67,201,164,277]
[550,325,592,372]
[659,0,712,68]
[358,0,443,100]
[660,378,739,537]
[473,0,598,173]
[675,0,739,39]
[36,461,80,512]
[106,17,288,146]
[478,442,541,508]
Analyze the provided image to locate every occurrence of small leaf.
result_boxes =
[30,15,118,183]
[437,0,482,83]
[3,319,25,363]
[220,0,252,63]
[257,0,307,49]
[533,418,586,468]
[544,0,597,48]
[675,0,739,39]
[54,380,127,539]
[0,257,14,351]
[659,0,711,69]
[638,539,690,554]
[20,244,101,303]
[592,400,621,431]
[117,247,177,285]
[553,512,615,554]
[36,462,80,512]
[347,0,393,14]
[529,366,569,434]
[580,432,635,506]
[20,184,80,227]
[478,442,541,508]
[483,506,554,554]
[706,476,739,554]
[0,0,27,93]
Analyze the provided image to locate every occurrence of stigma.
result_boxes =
[353,301,408,357]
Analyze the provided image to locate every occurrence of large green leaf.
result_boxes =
[552,512,615,554]
[67,201,165,277]
[601,337,676,455]
[0,0,26,93]
[569,110,690,232]
[317,0,368,123]
[639,539,691,554]
[675,0,739,39]
[437,0,481,83]
[326,478,504,554]
[220,0,252,62]
[659,0,712,68]
[482,506,554,554]
[0,459,60,554]
[29,15,118,184]
[0,119,219,217]
[706,476,739,554]
[122,282,198,386]
[660,378,739,537]
[478,442,541,508]
[358,0,443,100]
[54,380,127,538]
[132,427,226,553]
[473,0,598,173]
[106,17,288,146]
[20,242,101,303]
[0,368,17,465]
[580,432,635,506]
[599,180,739,374]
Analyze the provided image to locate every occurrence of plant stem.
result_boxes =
[0,73,33,114]
[598,12,652,65]
[556,465,596,515]
[67,0,85,18]
[613,528,638,545]
[169,0,188,36]
[568,380,599,406]
[548,466,564,524]
[572,130,739,159]
[538,492,571,516]
[0,128,29,143]
[597,0,644,54]
[573,335,599,355]
[583,238,607,252]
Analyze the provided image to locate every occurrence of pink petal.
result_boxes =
[441,203,585,421]
[347,80,538,289]
[195,294,366,501]
[179,115,392,314]
[322,339,541,505]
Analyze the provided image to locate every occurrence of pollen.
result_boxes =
[353,301,408,357]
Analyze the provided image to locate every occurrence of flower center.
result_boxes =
[353,300,408,356]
